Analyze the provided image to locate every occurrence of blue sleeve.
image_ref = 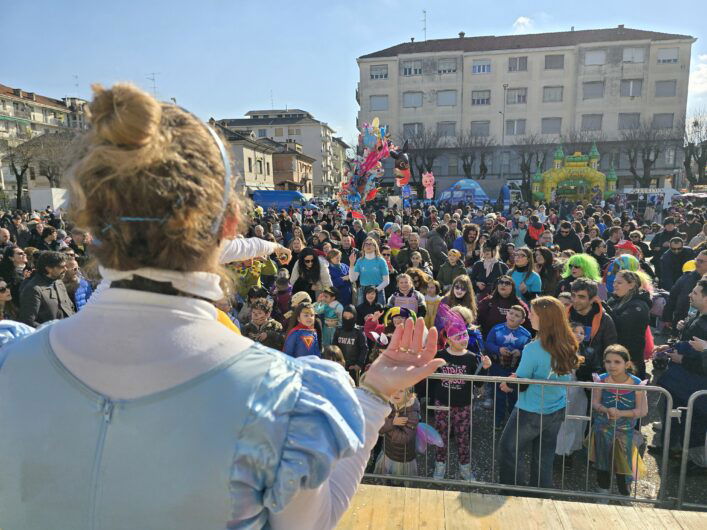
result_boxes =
[485,325,502,357]
[529,273,542,293]
[378,258,388,278]
[229,354,365,521]
[515,343,537,378]
[283,332,297,357]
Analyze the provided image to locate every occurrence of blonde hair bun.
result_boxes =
[89,83,161,148]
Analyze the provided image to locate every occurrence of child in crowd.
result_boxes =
[557,292,573,309]
[332,305,368,383]
[313,287,343,347]
[555,323,590,462]
[374,388,421,478]
[431,305,491,481]
[237,286,269,326]
[356,285,383,326]
[387,273,426,318]
[270,275,292,325]
[241,298,284,351]
[284,303,321,358]
[321,345,346,368]
[437,249,467,291]
[424,280,443,330]
[587,345,647,497]
[484,305,532,427]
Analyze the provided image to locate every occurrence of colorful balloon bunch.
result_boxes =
[338,117,395,219]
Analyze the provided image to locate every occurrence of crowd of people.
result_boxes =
[0,82,705,528]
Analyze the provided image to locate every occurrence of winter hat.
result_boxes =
[291,291,312,307]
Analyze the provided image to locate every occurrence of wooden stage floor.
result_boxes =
[337,485,707,529]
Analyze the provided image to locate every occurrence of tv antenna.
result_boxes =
[73,74,79,97]
[270,90,274,108]
[146,72,160,98]
[422,10,427,41]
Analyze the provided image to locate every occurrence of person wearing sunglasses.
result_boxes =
[349,238,389,306]
[0,245,27,304]
[290,247,333,302]
[0,279,18,321]
[557,254,602,296]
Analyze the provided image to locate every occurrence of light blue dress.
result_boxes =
[0,327,364,529]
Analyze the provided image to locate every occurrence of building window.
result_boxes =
[620,79,643,97]
[541,117,562,135]
[370,65,388,79]
[247,158,253,173]
[370,95,389,111]
[402,91,423,108]
[508,56,528,72]
[470,121,490,137]
[402,60,422,76]
[257,129,267,138]
[266,162,271,176]
[471,90,491,105]
[652,113,674,129]
[655,79,677,97]
[657,48,679,64]
[665,147,676,166]
[448,155,459,176]
[274,127,283,136]
[402,122,423,138]
[583,81,605,99]
[623,47,645,63]
[618,113,641,130]
[506,88,527,104]
[581,114,603,131]
[436,90,457,106]
[545,54,565,70]
[505,119,526,136]
[288,127,296,135]
[472,59,491,74]
[438,58,457,74]
[542,86,563,102]
[584,50,606,65]
[256,159,263,174]
[436,121,456,137]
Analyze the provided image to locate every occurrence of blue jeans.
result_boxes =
[498,407,565,489]
[489,365,517,428]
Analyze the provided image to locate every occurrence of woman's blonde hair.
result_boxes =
[362,237,381,257]
[67,83,241,272]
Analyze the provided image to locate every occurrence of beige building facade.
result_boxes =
[214,125,277,193]
[217,109,338,197]
[357,26,694,189]
[0,84,88,192]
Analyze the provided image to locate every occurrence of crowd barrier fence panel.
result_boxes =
[364,373,676,507]
[676,389,707,510]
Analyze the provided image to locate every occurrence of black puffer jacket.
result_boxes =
[607,290,651,363]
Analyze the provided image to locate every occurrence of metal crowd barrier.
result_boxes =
[364,373,676,507]
[676,389,707,510]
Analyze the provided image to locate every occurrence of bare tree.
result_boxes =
[401,127,442,190]
[560,129,607,156]
[512,133,551,201]
[681,111,707,186]
[621,121,677,187]
[455,129,496,179]
[2,140,38,209]
[31,132,76,188]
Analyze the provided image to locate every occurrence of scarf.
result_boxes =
[482,258,498,277]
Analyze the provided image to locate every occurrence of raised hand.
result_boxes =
[362,318,445,398]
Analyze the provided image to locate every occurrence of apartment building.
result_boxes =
[260,138,315,195]
[332,137,350,190]
[217,109,338,197]
[0,84,88,191]
[213,124,277,193]
[357,26,695,190]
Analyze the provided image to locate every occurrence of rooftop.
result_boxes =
[0,83,69,110]
[359,26,695,59]
[245,109,312,118]
[218,116,319,127]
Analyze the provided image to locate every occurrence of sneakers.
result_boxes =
[482,398,494,410]
[459,463,476,481]
[433,462,446,480]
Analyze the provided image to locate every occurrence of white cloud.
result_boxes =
[688,54,707,113]
[512,16,534,34]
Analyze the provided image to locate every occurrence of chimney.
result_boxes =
[28,92,36,101]
[618,24,624,29]
[13,88,23,98]
[410,37,415,42]
[459,31,465,38]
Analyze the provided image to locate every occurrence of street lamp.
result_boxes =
[500,83,509,180]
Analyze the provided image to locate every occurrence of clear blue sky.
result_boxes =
[2,0,705,142]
